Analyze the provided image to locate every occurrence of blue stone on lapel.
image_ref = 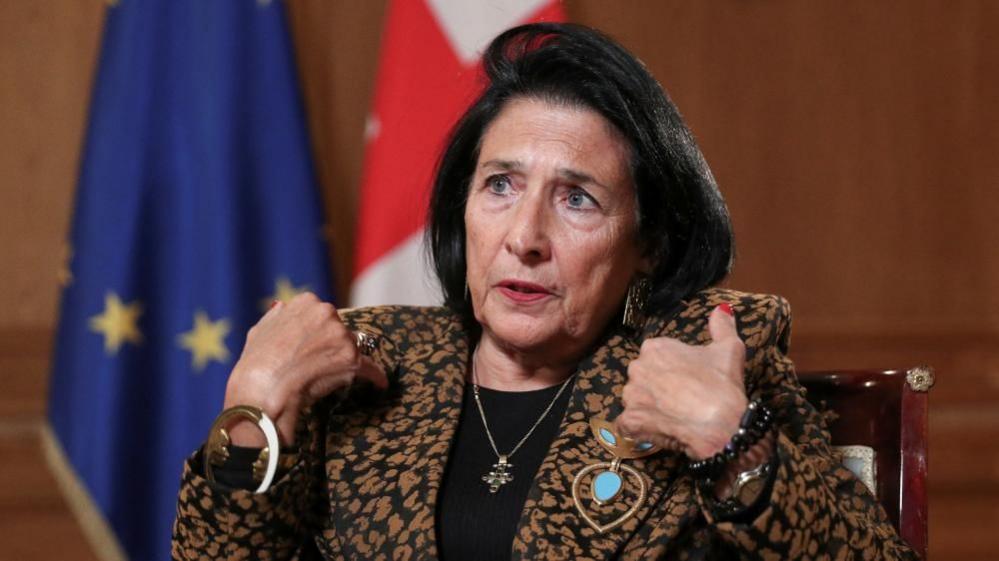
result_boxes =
[592,470,623,503]
[598,428,617,446]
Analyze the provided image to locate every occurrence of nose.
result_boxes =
[504,189,552,263]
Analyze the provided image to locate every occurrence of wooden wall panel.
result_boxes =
[0,2,106,558]
[1,1,996,559]
[0,1,101,328]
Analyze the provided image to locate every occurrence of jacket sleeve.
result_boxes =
[170,307,403,560]
[703,295,919,560]
[170,399,332,561]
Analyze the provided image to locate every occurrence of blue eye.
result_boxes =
[486,174,511,194]
[567,188,597,209]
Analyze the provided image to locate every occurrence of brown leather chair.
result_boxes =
[798,366,934,560]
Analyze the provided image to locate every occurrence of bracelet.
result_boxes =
[204,405,280,494]
[703,449,777,519]
[687,400,774,483]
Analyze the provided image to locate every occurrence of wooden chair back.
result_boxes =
[798,367,933,560]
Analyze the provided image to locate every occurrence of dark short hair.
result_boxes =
[427,23,734,324]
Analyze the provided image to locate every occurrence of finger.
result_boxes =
[298,354,388,401]
[708,303,738,344]
[288,291,321,308]
[615,410,684,450]
[304,371,357,400]
[646,432,684,452]
[615,408,655,440]
[621,378,654,411]
[354,355,389,389]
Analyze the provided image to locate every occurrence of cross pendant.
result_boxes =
[482,455,514,493]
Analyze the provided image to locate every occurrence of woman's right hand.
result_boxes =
[221,292,388,447]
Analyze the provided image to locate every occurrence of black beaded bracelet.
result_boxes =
[688,400,774,483]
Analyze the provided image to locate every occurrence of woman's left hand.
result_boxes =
[615,304,748,460]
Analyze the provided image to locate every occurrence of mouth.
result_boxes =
[496,279,553,303]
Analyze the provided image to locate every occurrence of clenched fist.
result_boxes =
[222,292,388,446]
[615,304,748,460]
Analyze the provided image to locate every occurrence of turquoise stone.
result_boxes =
[598,428,617,446]
[593,470,623,503]
[635,441,653,451]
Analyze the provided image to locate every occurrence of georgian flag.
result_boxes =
[351,0,565,306]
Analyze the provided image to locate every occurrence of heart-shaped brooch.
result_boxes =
[571,418,661,533]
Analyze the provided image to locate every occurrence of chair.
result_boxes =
[798,366,933,560]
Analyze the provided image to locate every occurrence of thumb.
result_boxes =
[708,303,738,344]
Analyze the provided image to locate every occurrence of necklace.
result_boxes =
[472,365,575,493]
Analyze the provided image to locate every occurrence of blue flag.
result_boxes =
[46,2,332,559]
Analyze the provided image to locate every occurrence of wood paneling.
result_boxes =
[0,328,52,420]
[0,426,100,561]
[0,2,106,558]
[930,490,999,561]
[1,1,996,559]
[0,1,103,329]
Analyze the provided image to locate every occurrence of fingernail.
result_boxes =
[270,300,280,309]
[718,303,734,316]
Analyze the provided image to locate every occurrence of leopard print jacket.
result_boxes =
[172,288,918,560]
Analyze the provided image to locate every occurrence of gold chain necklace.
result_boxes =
[472,364,575,493]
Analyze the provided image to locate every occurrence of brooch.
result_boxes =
[572,418,661,533]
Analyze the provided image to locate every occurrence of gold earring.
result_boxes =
[622,277,650,330]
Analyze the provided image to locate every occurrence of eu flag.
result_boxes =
[46,2,332,559]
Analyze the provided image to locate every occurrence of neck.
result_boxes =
[472,333,576,391]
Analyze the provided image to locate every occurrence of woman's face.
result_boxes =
[465,98,644,362]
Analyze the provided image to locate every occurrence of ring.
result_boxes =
[204,405,280,494]
[353,329,378,357]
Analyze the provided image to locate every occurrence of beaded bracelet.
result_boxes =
[687,400,774,484]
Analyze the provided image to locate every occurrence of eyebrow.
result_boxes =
[479,159,611,190]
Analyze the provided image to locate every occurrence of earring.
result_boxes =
[622,277,650,330]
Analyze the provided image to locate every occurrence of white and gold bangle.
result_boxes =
[204,405,280,494]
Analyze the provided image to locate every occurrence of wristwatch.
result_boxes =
[730,460,773,508]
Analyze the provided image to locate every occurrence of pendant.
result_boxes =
[571,418,661,533]
[482,455,514,493]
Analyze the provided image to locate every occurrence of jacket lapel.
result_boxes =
[324,309,468,560]
[511,332,686,560]
[392,312,469,560]
[329,298,719,560]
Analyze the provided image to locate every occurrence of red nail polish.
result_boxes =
[718,303,734,316]
[270,300,280,309]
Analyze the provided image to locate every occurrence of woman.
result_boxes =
[173,24,916,560]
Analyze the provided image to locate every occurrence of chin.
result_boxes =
[481,311,560,352]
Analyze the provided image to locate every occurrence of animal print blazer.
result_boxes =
[172,288,917,560]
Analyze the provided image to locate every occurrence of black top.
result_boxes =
[435,381,573,561]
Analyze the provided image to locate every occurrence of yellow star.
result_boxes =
[261,276,310,311]
[89,292,143,354]
[177,311,231,372]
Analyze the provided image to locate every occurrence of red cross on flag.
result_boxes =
[351,0,566,306]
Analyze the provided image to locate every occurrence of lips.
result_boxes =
[496,279,552,303]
